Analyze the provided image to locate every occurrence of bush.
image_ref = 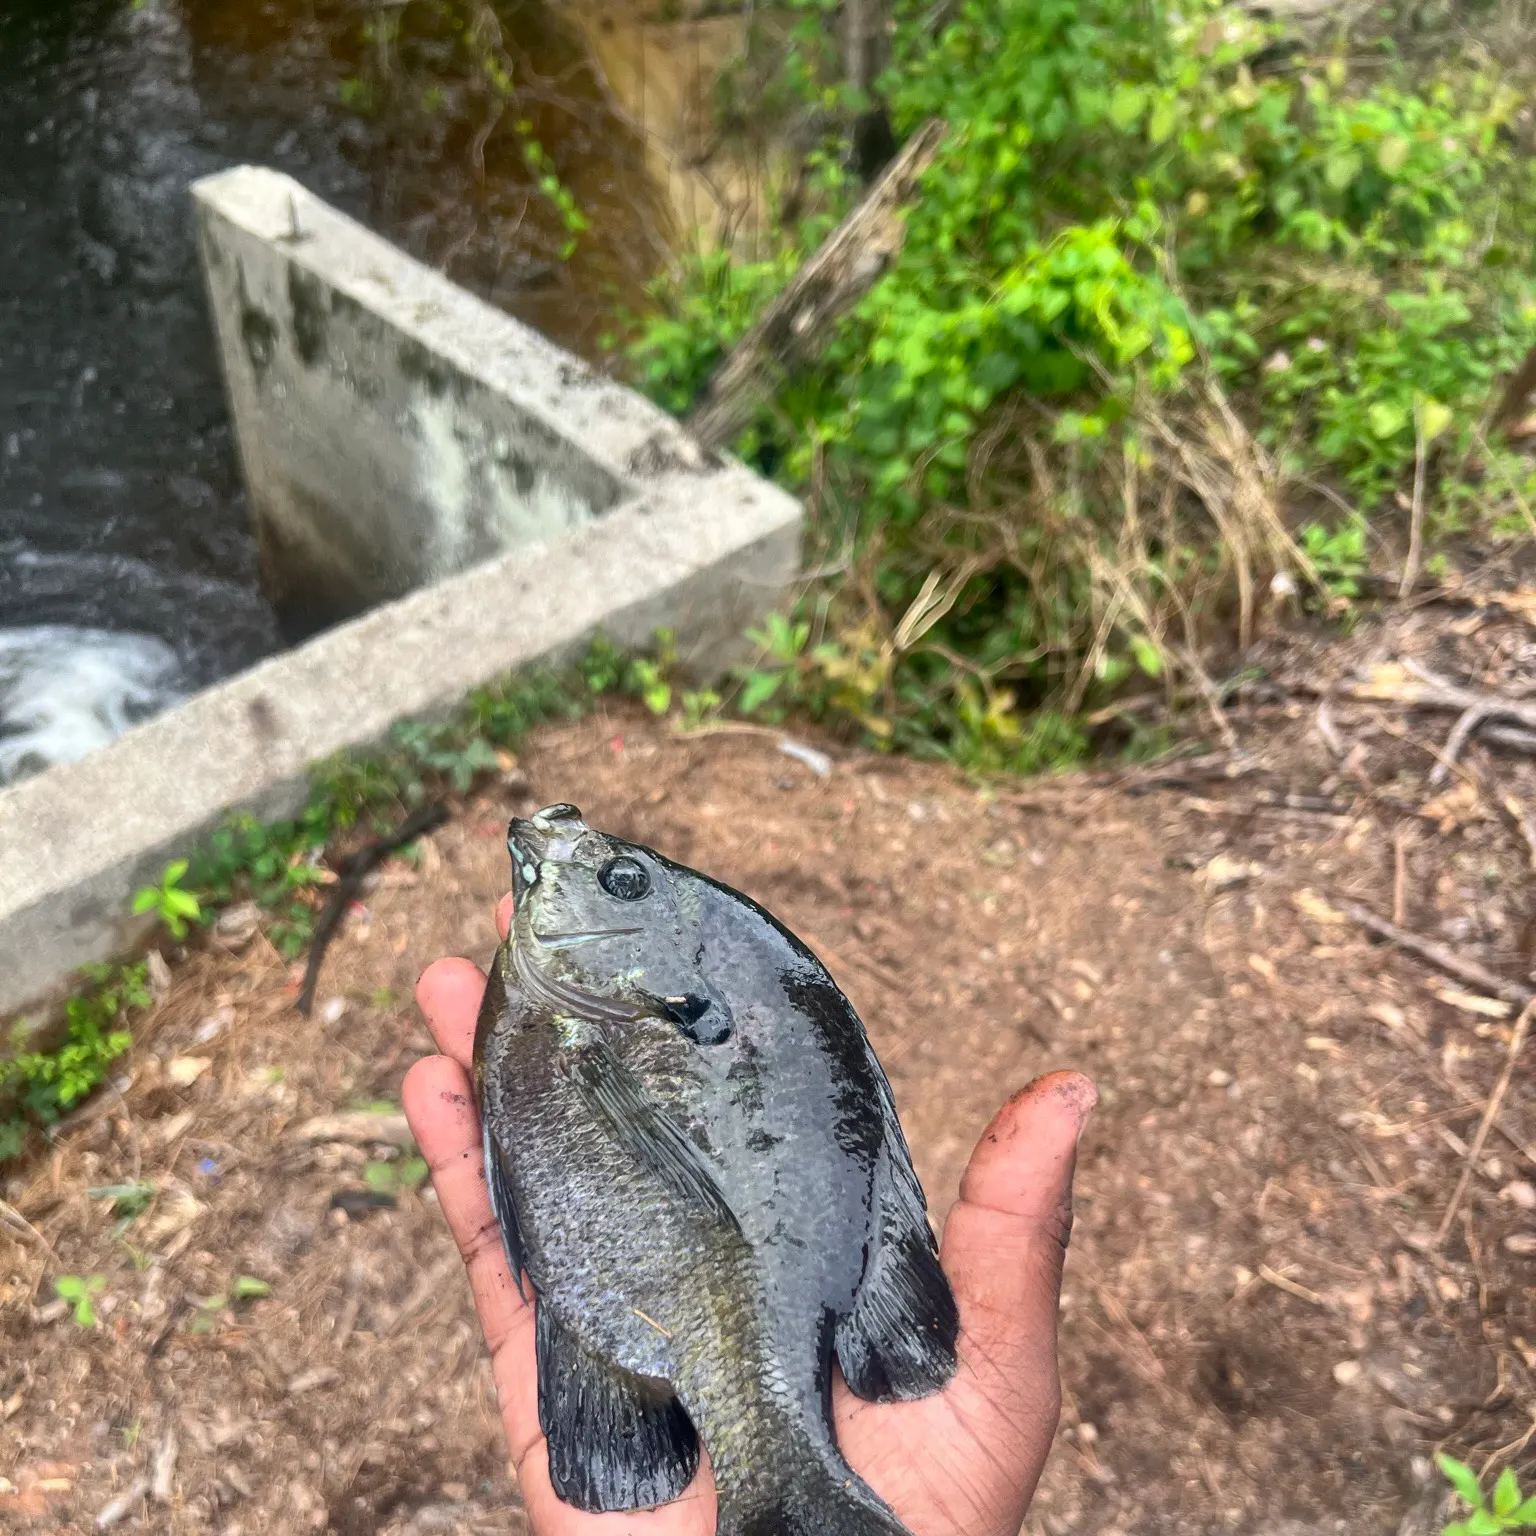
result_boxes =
[628,0,1536,762]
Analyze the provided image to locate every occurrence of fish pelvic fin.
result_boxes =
[483,1111,532,1303]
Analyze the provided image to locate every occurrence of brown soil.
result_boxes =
[6,595,1536,1535]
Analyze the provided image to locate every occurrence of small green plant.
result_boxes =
[54,1274,107,1329]
[1439,1455,1536,1534]
[1298,518,1369,599]
[1,964,145,1157]
[679,689,722,730]
[363,1155,429,1194]
[131,860,201,940]
[189,1274,272,1332]
[89,1181,156,1237]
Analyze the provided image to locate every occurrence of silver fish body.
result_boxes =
[474,804,957,1535]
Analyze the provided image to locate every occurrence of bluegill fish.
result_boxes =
[474,803,958,1536]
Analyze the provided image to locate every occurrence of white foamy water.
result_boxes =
[0,626,184,785]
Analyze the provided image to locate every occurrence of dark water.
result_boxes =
[0,0,667,780]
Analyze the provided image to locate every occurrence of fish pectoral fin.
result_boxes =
[836,1146,959,1403]
[484,1113,533,1303]
[537,1303,699,1512]
[567,1041,741,1234]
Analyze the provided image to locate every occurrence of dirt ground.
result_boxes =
[6,590,1536,1535]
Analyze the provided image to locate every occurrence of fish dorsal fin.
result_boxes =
[564,1037,741,1235]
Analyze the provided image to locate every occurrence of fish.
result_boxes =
[473,803,958,1536]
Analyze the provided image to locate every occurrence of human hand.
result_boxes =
[402,892,1095,1536]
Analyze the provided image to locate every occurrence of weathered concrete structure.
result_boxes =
[0,166,800,1020]
[198,166,690,624]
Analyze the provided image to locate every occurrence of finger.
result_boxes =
[496,892,513,940]
[404,1053,717,1536]
[416,957,487,1070]
[402,1055,534,1366]
[939,1072,1095,1513]
[403,1057,548,1467]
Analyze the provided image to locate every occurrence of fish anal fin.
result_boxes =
[536,1303,699,1512]
[836,1150,958,1403]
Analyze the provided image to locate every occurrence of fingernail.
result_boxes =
[1061,1072,1098,1146]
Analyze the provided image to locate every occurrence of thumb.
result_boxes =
[939,1072,1096,1500]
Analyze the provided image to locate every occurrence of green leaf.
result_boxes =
[1376,134,1410,174]
[1109,84,1147,131]
[738,670,785,715]
[1368,401,1408,440]
[1494,1469,1521,1519]
[232,1275,271,1300]
[1440,1455,1486,1510]
[164,860,189,885]
[1510,1495,1536,1524]
[1324,150,1362,191]
[1130,636,1164,678]
[1468,1509,1502,1536]
[363,1160,397,1193]
[131,888,159,915]
[1147,96,1178,145]
[1418,397,1453,443]
[54,1274,106,1328]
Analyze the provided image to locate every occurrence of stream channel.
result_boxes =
[0,0,717,783]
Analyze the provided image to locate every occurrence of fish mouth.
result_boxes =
[507,803,588,901]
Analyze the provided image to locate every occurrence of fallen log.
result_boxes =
[684,118,945,451]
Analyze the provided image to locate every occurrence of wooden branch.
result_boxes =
[684,119,946,451]
[297,800,451,1016]
[1492,342,1536,437]
[1343,660,1536,734]
[1333,897,1534,1007]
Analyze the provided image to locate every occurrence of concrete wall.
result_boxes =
[0,166,801,1022]
[197,166,701,625]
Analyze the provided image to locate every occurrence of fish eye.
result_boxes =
[597,856,651,901]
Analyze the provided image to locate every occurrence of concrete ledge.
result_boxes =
[0,167,801,1020]
[193,165,721,623]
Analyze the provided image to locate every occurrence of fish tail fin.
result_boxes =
[718,1447,912,1536]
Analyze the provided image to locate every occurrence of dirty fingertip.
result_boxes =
[495,891,514,940]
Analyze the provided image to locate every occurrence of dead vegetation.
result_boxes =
[6,589,1536,1533]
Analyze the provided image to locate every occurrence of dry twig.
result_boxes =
[298,800,450,1017]
[1435,1000,1535,1247]
[1333,898,1535,1007]
[1400,410,1428,600]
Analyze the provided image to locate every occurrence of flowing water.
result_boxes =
[0,0,703,782]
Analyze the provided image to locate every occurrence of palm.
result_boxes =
[403,896,1092,1536]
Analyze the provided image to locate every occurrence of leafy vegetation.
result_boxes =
[630,0,1536,765]
[0,965,146,1160]
[1440,1454,1536,1534]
